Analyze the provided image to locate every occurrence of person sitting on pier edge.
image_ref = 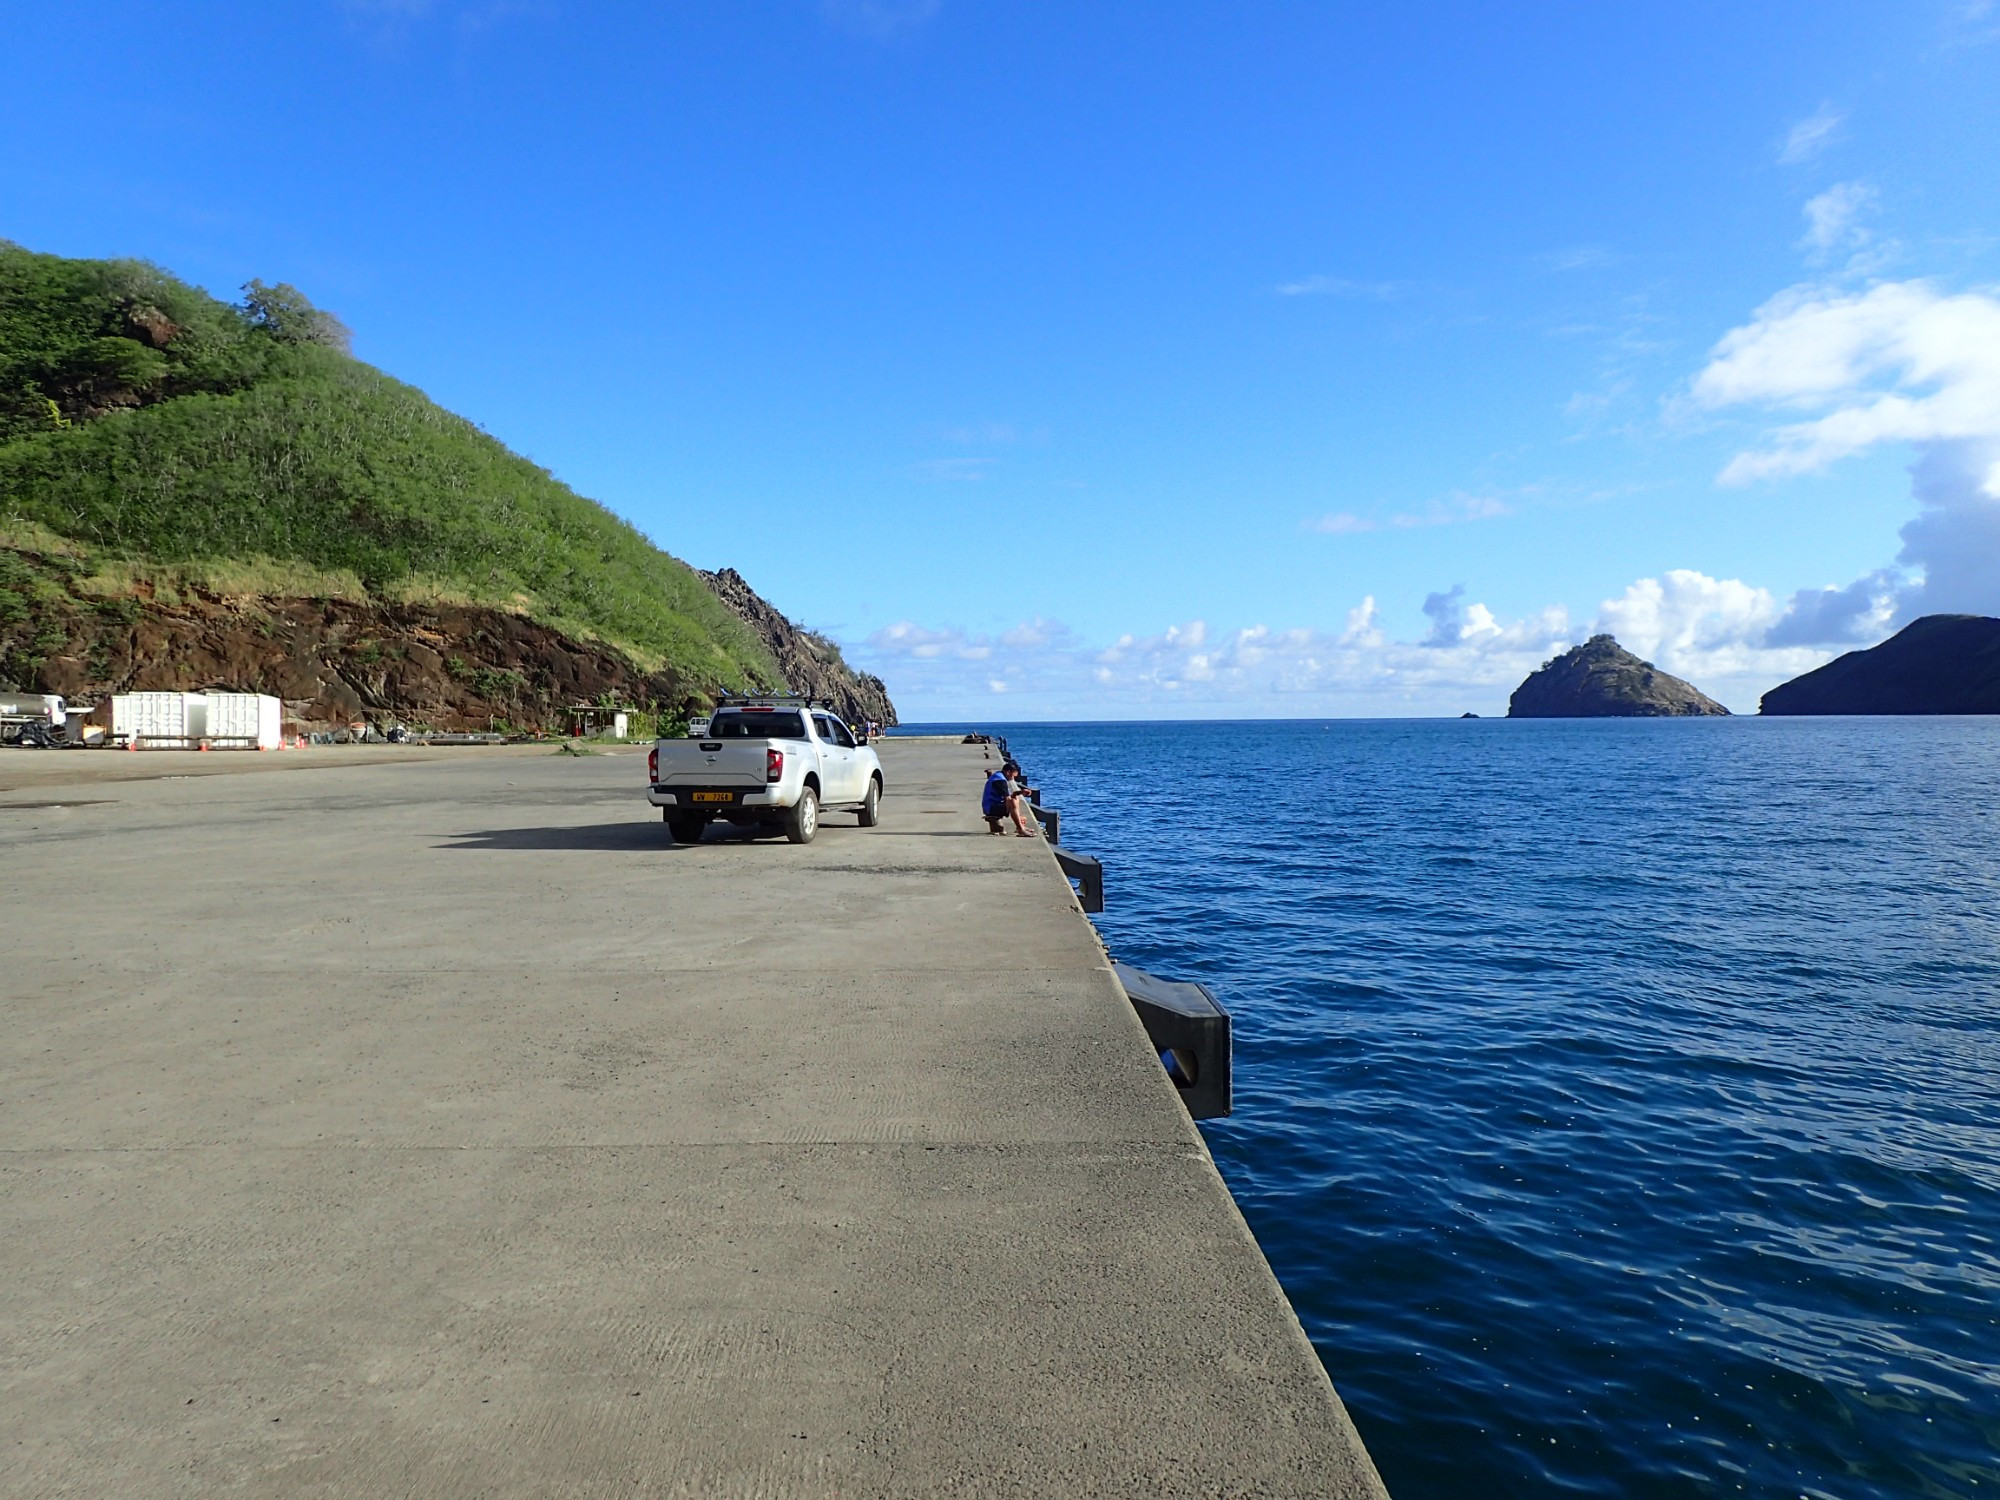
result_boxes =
[1006,763,1042,839]
[982,760,1039,837]
[982,763,1012,834]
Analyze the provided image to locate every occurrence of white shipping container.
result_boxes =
[112,692,208,745]
[205,692,282,748]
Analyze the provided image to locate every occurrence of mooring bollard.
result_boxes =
[1053,847,1103,913]
[1114,962,1232,1119]
[1030,801,1061,843]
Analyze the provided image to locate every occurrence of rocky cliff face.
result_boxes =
[1,569,695,734]
[1,542,897,733]
[1508,635,1729,718]
[699,568,896,726]
[1761,615,2000,715]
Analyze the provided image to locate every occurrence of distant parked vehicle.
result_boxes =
[647,696,883,845]
[1,693,66,748]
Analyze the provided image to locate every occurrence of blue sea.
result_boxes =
[904,718,2000,1499]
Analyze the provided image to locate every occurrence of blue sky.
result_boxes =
[6,2,1998,717]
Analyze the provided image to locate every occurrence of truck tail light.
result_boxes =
[647,748,658,781]
[767,748,784,782]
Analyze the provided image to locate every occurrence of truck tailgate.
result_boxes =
[655,742,772,785]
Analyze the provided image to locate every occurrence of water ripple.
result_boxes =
[975,717,2000,1500]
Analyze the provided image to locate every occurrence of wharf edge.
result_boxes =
[0,736,1387,1497]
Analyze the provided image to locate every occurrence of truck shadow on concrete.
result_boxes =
[437,822,685,852]
[438,820,990,851]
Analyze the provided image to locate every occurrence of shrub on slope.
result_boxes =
[0,242,776,689]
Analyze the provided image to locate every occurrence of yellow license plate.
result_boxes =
[691,791,734,803]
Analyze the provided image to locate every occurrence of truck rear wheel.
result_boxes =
[784,786,819,844]
[857,776,882,827]
[666,813,707,845]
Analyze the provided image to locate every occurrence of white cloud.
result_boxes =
[939,422,1018,445]
[1763,571,1901,648]
[1595,571,1782,674]
[1536,245,1617,272]
[849,564,1890,717]
[998,620,1059,649]
[1799,181,1877,256]
[1582,570,1843,689]
[909,456,997,482]
[1948,1,2000,44]
[338,0,535,48]
[1275,275,1413,299]
[1895,439,2000,615]
[1692,274,2000,629]
[1596,570,1778,655]
[1563,384,1629,420]
[1779,104,1845,164]
[821,0,939,38]
[853,595,1589,717]
[1422,585,1571,651]
[861,265,2000,717]
[1338,597,1382,646]
[1421,585,1470,645]
[867,622,992,660]
[1693,279,2000,490]
[1308,491,1510,535]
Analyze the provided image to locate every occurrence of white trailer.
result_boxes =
[111,691,284,748]
[204,692,283,749]
[112,692,208,747]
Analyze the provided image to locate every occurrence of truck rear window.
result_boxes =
[709,711,807,739]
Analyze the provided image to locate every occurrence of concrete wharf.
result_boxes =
[1,737,1386,1496]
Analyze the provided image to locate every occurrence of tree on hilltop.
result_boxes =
[241,279,352,352]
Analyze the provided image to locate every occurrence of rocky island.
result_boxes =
[1760,614,2000,715]
[1509,635,1729,718]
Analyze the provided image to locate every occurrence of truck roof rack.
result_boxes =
[713,693,833,711]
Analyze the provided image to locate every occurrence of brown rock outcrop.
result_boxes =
[699,567,897,725]
[2,569,700,733]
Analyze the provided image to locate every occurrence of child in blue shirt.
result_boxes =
[983,761,1037,836]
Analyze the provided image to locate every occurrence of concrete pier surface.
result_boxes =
[1,738,1386,1497]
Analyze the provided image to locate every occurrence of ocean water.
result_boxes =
[913,718,2000,1499]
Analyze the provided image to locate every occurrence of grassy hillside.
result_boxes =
[0,241,777,690]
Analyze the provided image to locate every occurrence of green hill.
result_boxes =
[0,241,778,694]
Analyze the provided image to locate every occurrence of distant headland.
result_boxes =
[1509,635,1729,718]
[1761,615,2000,716]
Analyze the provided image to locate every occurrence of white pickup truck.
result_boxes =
[647,700,884,845]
